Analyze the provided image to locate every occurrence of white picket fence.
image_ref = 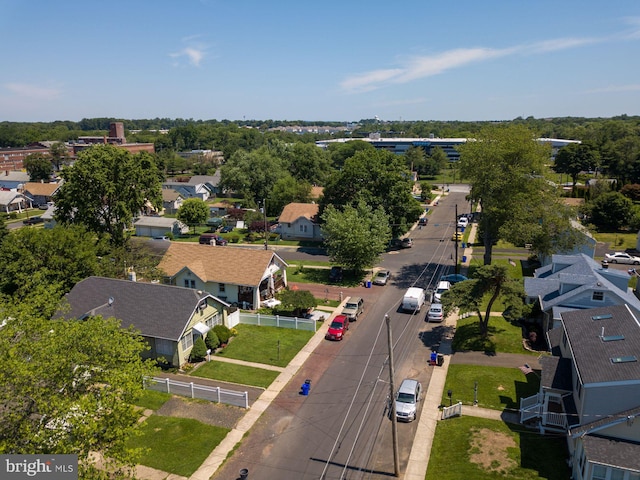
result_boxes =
[144,377,250,408]
[442,401,463,420]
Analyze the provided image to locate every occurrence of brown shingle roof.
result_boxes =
[310,186,324,199]
[162,189,181,201]
[279,203,319,223]
[23,182,61,196]
[158,243,283,286]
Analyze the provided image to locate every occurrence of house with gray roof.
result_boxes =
[0,191,30,213]
[61,276,229,367]
[524,253,640,331]
[161,189,184,214]
[0,170,30,190]
[520,304,640,480]
[162,173,220,201]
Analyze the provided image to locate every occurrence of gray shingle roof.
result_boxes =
[561,304,640,385]
[61,276,219,341]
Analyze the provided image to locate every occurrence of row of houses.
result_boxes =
[521,254,640,480]
[60,243,289,367]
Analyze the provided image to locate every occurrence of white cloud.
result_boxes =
[340,28,628,93]
[3,83,61,100]
[169,36,209,67]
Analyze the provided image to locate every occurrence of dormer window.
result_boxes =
[592,291,604,301]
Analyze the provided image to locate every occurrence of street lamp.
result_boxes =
[262,198,268,250]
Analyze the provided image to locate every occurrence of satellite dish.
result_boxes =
[108,297,114,306]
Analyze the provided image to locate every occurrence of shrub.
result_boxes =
[205,330,220,350]
[213,324,232,344]
[189,337,207,362]
[230,234,240,243]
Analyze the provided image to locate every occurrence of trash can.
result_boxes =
[239,468,249,479]
[437,354,444,366]
[365,280,372,288]
[461,242,466,249]
[301,379,311,395]
[462,255,467,263]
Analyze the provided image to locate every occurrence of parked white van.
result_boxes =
[402,287,426,313]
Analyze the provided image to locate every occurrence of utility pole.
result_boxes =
[454,204,459,274]
[263,198,268,250]
[386,315,400,477]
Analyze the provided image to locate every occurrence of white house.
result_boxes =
[278,203,322,241]
[134,216,189,238]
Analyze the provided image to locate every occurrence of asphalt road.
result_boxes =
[213,190,474,480]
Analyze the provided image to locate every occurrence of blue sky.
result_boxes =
[1,0,639,122]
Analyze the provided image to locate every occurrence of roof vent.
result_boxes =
[601,335,625,342]
[591,314,612,321]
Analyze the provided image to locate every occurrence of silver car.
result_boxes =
[373,270,391,286]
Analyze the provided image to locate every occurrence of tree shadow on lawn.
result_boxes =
[451,321,498,355]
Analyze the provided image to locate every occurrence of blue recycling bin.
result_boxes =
[365,280,372,288]
[461,242,466,249]
[301,379,311,395]
[462,255,467,263]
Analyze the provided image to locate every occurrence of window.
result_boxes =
[180,334,193,351]
[219,283,225,292]
[610,469,624,480]
[184,279,195,288]
[299,224,308,233]
[591,464,606,480]
[205,313,220,329]
[592,291,604,301]
[155,338,173,356]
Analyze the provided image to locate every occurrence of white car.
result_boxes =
[457,217,469,228]
[432,281,451,303]
[605,252,640,265]
[427,303,444,322]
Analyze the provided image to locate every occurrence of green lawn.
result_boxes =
[190,360,280,388]
[594,231,637,251]
[134,389,172,410]
[215,324,314,367]
[426,416,570,480]
[442,364,540,409]
[127,415,229,477]
[452,315,537,355]
[286,265,364,286]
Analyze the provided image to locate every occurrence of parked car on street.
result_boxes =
[23,216,44,225]
[325,314,349,341]
[342,296,364,321]
[432,280,451,303]
[451,232,463,241]
[394,378,422,422]
[199,233,228,246]
[427,303,444,322]
[219,225,234,233]
[418,217,428,226]
[605,252,640,265]
[457,217,469,228]
[373,270,391,286]
[441,273,468,284]
[329,266,344,283]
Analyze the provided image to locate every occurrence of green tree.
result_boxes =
[553,142,599,191]
[281,142,332,185]
[177,198,209,234]
[0,216,7,245]
[405,145,426,174]
[24,152,53,182]
[425,146,448,177]
[190,337,208,362]
[278,289,317,317]
[219,148,287,210]
[49,141,70,171]
[326,140,374,170]
[321,200,391,273]
[269,175,312,217]
[0,226,110,308]
[0,292,157,478]
[457,125,551,265]
[586,191,633,231]
[205,330,220,350]
[320,149,422,237]
[441,264,525,338]
[54,145,162,246]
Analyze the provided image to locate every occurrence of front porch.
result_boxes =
[520,391,570,433]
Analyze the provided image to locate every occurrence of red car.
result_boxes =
[325,314,349,341]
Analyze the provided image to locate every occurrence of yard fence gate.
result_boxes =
[442,401,463,420]
[144,377,249,408]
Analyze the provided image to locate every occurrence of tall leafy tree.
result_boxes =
[321,200,391,273]
[0,290,157,478]
[320,149,422,237]
[586,191,633,231]
[54,145,162,246]
[326,140,374,170]
[553,142,599,191]
[269,175,312,216]
[24,152,54,182]
[219,148,287,211]
[441,264,525,338]
[177,198,209,234]
[281,142,332,185]
[49,141,70,171]
[0,226,109,308]
[457,125,551,265]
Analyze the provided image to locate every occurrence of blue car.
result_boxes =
[441,274,468,284]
